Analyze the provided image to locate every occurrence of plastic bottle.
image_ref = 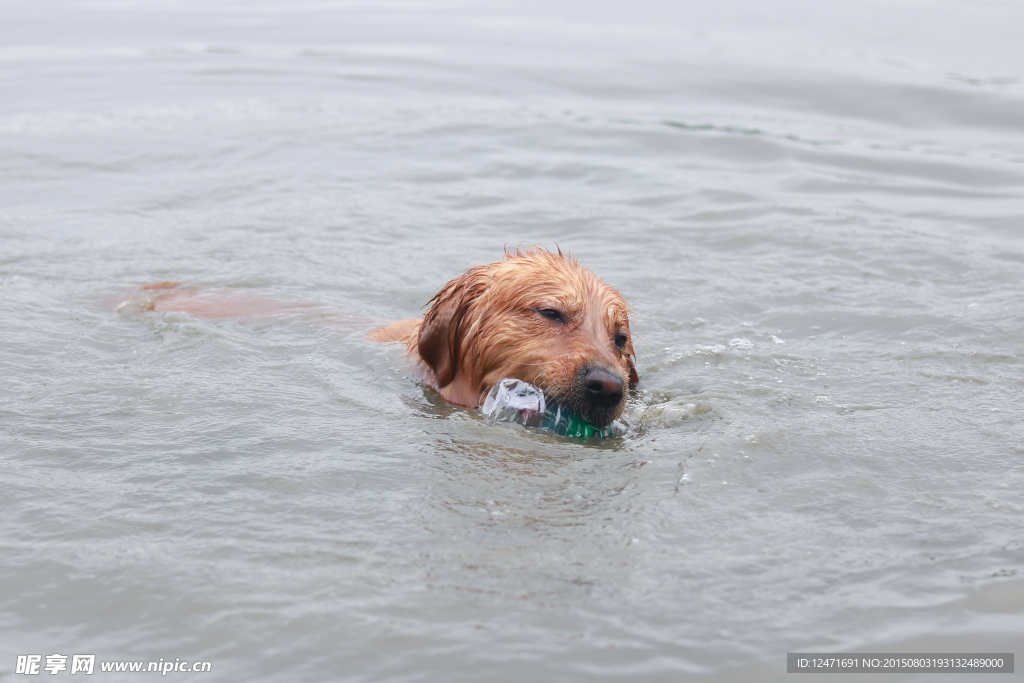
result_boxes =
[481,378,613,439]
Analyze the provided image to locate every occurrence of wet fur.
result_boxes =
[370,248,638,426]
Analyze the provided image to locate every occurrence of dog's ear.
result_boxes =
[418,267,490,389]
[624,318,639,389]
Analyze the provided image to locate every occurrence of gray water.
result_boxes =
[2,1,1023,681]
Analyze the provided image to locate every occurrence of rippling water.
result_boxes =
[2,0,1023,680]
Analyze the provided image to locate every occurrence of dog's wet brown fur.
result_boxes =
[370,248,637,426]
[131,248,637,427]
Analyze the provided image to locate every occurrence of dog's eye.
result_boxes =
[614,333,628,349]
[537,308,565,324]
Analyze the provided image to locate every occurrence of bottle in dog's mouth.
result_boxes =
[538,398,614,438]
[481,379,613,439]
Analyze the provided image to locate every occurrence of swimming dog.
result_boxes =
[133,247,637,427]
[369,248,637,427]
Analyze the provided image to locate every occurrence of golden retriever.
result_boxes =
[131,247,638,428]
[370,247,638,427]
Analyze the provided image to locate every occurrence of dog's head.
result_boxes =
[416,248,638,427]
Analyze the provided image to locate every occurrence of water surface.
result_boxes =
[2,0,1023,680]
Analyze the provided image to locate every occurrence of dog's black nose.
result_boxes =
[584,367,624,409]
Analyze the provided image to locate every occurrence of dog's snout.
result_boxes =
[583,367,624,409]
